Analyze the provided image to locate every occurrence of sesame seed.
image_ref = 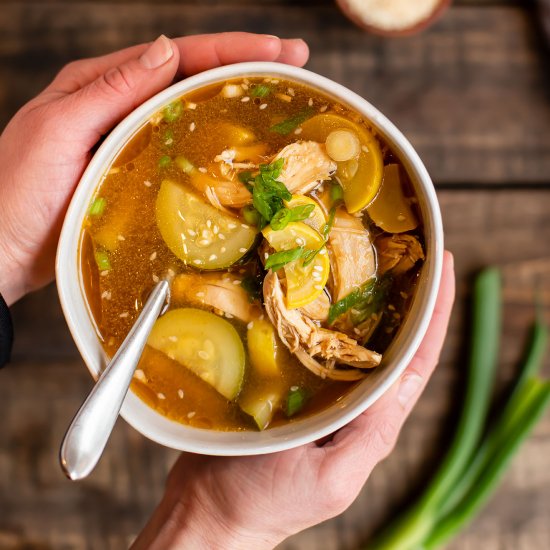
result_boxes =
[227,223,237,229]
[187,102,197,110]
[362,145,370,154]
[388,304,396,311]
[196,291,205,298]
[193,259,203,265]
[134,369,146,382]
[157,393,166,400]
[187,411,196,418]
[221,247,226,253]
[241,96,250,102]
[209,254,218,261]
[198,167,207,173]
[294,127,303,135]
[290,385,299,391]
[206,220,212,228]
[119,312,129,318]
[241,224,250,229]
[100,270,109,277]
[264,252,269,260]
[149,252,157,261]
[218,233,226,240]
[247,321,254,330]
[400,291,409,299]
[239,247,247,253]
[393,313,401,320]
[144,180,152,187]
[295,237,305,245]
[152,274,159,282]
[197,239,210,246]
[225,312,234,319]
[187,229,196,237]
[312,273,322,280]
[308,98,313,107]
[213,225,219,234]
[320,105,328,112]
[101,291,111,300]
[167,268,175,278]
[189,122,196,132]
[314,284,323,290]
[177,389,184,399]
[165,138,173,146]
[313,265,323,272]
[198,350,209,360]
[287,88,295,96]
[397,215,406,221]
[117,235,125,241]
[232,280,241,285]
[183,243,188,254]
[259,103,268,110]
[319,248,327,255]
[180,229,186,238]
[168,336,178,342]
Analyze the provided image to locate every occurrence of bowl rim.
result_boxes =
[56,61,443,455]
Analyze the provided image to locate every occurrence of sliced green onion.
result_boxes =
[94,249,111,271]
[269,108,314,135]
[158,155,171,168]
[175,155,194,174]
[89,197,106,216]
[286,387,307,417]
[163,101,183,122]
[330,182,344,202]
[251,84,271,98]
[242,205,261,227]
[265,247,304,271]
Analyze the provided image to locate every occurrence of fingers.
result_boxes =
[56,35,180,146]
[47,34,309,94]
[319,252,455,481]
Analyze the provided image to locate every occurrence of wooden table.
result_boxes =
[1,1,549,548]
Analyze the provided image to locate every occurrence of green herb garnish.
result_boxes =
[251,84,271,98]
[163,128,174,145]
[327,278,377,325]
[94,249,111,271]
[286,387,307,417]
[269,107,314,135]
[330,181,344,202]
[175,155,194,174]
[89,197,106,217]
[158,155,171,168]
[265,247,304,271]
[270,204,316,231]
[242,205,261,227]
[163,101,183,122]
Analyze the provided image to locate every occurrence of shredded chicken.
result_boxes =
[328,207,376,301]
[263,271,381,380]
[377,234,425,275]
[190,171,252,209]
[273,141,336,195]
[300,291,330,323]
[172,272,261,324]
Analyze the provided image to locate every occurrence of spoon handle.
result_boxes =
[60,280,170,480]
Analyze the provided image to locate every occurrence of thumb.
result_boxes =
[60,35,179,146]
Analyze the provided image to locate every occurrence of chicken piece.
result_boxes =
[300,290,330,322]
[190,170,252,209]
[263,271,381,380]
[328,207,376,301]
[377,234,425,276]
[172,272,261,323]
[273,141,337,195]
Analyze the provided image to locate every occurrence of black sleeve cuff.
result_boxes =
[0,292,13,368]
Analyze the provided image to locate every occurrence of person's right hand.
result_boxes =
[0,33,309,305]
[133,252,455,550]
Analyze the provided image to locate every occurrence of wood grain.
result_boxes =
[3,190,549,549]
[1,3,550,185]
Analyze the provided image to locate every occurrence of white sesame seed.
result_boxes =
[209,254,218,261]
[388,304,396,311]
[189,122,196,132]
[290,385,299,391]
[218,233,226,240]
[117,234,125,241]
[241,224,250,229]
[259,103,268,110]
[295,237,305,245]
[144,180,152,187]
[187,102,197,110]
[198,167,207,173]
[152,274,159,282]
[149,252,157,261]
[187,229,196,237]
[397,214,406,221]
[313,265,323,272]
[220,247,226,253]
[308,98,313,107]
[312,273,322,280]
[157,393,166,400]
[101,270,109,277]
[196,291,205,298]
[264,252,269,260]
[119,312,129,318]
[168,335,178,342]
[187,411,196,418]
[239,247,247,253]
[193,259,203,265]
[287,88,295,96]
[225,312,234,319]
[232,280,241,285]
[101,291,111,300]
[197,239,210,246]
[198,350,209,360]
[227,223,237,229]
[294,127,303,135]
[247,321,254,330]
[206,220,212,228]
[241,96,250,102]
[314,284,323,290]
[400,291,409,299]
[319,248,327,255]
[177,389,184,399]
[362,145,370,153]
[320,105,328,113]
[134,369,146,382]
[213,225,219,234]
[165,138,173,145]
[183,243,188,254]
[168,268,175,278]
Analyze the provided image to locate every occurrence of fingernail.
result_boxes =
[445,251,455,270]
[397,374,423,408]
[140,35,173,69]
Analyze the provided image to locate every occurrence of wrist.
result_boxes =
[132,489,283,550]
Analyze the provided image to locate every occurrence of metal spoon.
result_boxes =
[60,279,170,480]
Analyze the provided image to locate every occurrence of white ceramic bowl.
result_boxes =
[56,62,443,456]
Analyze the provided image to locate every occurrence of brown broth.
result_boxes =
[80,77,424,431]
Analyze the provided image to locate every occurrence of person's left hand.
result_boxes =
[0,33,309,305]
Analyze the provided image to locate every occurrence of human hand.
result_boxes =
[132,252,456,550]
[0,33,309,305]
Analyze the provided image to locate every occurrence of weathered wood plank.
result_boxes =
[0,4,549,185]
[2,189,549,548]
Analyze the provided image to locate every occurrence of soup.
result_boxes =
[80,77,425,432]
